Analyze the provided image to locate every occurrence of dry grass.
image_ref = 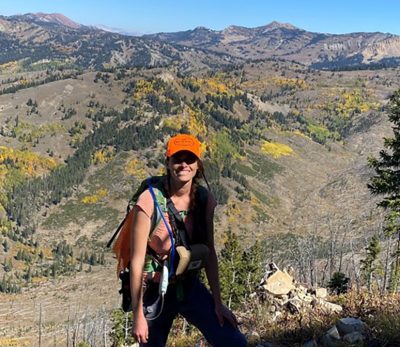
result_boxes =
[229,296,339,346]
[247,288,400,346]
[167,317,206,347]
[336,288,400,345]
[165,289,400,346]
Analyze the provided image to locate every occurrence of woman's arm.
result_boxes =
[130,206,151,344]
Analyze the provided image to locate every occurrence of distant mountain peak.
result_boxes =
[225,25,246,30]
[193,26,214,32]
[261,21,299,31]
[24,12,81,29]
[221,25,252,38]
[222,24,249,33]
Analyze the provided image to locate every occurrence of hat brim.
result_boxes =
[167,148,200,159]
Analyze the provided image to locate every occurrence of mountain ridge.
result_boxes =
[1,13,400,70]
[10,12,82,29]
[146,22,400,69]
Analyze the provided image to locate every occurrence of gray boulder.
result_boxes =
[322,334,341,347]
[343,331,365,344]
[326,326,341,340]
[337,317,365,335]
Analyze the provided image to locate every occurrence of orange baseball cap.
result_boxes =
[166,134,201,159]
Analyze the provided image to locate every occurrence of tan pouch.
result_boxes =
[175,244,210,276]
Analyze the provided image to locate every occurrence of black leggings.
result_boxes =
[141,278,247,347]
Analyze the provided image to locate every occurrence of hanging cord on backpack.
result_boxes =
[145,259,168,321]
[146,177,177,320]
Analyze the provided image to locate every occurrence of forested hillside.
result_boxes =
[0,61,396,304]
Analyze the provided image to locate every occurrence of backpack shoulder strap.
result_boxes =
[107,176,166,248]
[130,176,162,205]
[147,176,168,236]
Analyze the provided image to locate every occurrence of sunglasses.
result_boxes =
[170,151,198,164]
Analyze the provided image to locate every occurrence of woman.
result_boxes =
[130,134,247,346]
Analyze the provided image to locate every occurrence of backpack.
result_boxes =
[108,176,165,275]
[107,175,209,312]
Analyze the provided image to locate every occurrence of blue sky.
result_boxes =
[1,0,399,35]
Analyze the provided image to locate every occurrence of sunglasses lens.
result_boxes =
[172,152,197,164]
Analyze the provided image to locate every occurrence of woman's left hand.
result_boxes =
[215,303,238,328]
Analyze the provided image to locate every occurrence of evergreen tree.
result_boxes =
[368,89,400,292]
[219,229,246,309]
[3,258,13,272]
[327,271,350,295]
[389,260,400,293]
[109,309,134,347]
[51,262,58,278]
[2,238,9,252]
[239,240,263,299]
[360,235,382,291]
[24,266,32,282]
[219,232,265,309]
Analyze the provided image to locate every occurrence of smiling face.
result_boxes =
[167,150,199,184]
